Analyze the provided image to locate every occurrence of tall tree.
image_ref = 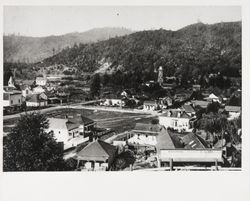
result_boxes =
[90,73,101,98]
[3,112,68,171]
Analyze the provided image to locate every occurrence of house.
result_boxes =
[159,97,173,108]
[66,114,96,137]
[3,87,23,107]
[46,117,91,150]
[32,85,46,94]
[20,85,33,98]
[36,76,47,86]
[191,100,210,109]
[204,93,220,103]
[161,83,176,90]
[159,109,192,133]
[143,100,158,111]
[128,123,163,146]
[192,84,201,91]
[102,99,125,107]
[182,104,196,116]
[26,93,48,107]
[75,139,117,171]
[7,76,16,88]
[121,89,131,98]
[224,106,241,120]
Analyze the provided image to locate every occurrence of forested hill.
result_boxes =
[3,27,132,63]
[41,21,241,80]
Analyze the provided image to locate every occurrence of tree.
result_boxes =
[3,112,68,171]
[90,73,101,98]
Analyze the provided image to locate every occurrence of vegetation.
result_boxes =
[3,112,69,171]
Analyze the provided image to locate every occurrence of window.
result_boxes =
[11,100,13,105]
[58,131,61,134]
[18,99,21,103]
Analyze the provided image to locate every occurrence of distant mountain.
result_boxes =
[3,27,133,63]
[41,21,241,79]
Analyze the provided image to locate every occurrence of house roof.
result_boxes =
[47,118,68,130]
[180,133,209,149]
[191,100,210,108]
[156,129,176,150]
[76,140,117,162]
[144,100,156,105]
[3,87,22,94]
[67,114,94,126]
[66,120,80,131]
[132,123,163,135]
[225,106,241,113]
[160,110,191,119]
[182,104,195,113]
[207,93,219,99]
[26,94,47,103]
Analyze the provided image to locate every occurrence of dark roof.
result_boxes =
[180,133,209,149]
[161,110,191,119]
[65,112,94,126]
[144,100,156,105]
[76,140,117,162]
[26,94,47,103]
[132,123,163,135]
[182,104,195,113]
[225,106,241,113]
[66,120,80,131]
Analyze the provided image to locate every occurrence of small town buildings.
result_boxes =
[204,93,220,102]
[36,76,47,86]
[32,85,46,94]
[46,117,93,150]
[3,87,23,107]
[224,106,241,120]
[192,84,201,91]
[143,100,158,111]
[26,93,48,107]
[180,133,209,149]
[191,100,210,109]
[75,139,117,171]
[101,98,125,107]
[128,123,163,146]
[20,85,33,98]
[159,109,192,133]
[182,104,196,117]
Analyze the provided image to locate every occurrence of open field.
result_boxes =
[3,108,157,135]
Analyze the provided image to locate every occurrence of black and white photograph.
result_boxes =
[2,5,242,172]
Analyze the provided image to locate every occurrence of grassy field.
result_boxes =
[3,108,157,134]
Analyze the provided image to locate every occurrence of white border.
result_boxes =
[0,1,249,201]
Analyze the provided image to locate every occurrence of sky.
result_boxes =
[4,6,241,37]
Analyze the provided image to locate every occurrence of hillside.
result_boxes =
[3,27,133,63]
[41,21,241,81]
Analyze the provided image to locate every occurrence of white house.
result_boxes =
[159,109,192,133]
[20,85,33,98]
[102,99,125,107]
[36,76,47,86]
[205,93,220,103]
[32,85,46,94]
[26,93,48,107]
[225,106,241,120]
[3,87,23,107]
[46,118,90,150]
[143,100,158,111]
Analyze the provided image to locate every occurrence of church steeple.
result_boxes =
[157,66,164,86]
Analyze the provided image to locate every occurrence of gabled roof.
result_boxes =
[26,94,47,103]
[66,120,80,131]
[160,110,191,119]
[47,118,68,130]
[182,104,195,113]
[156,128,176,150]
[180,133,209,149]
[225,106,241,113]
[191,100,210,108]
[76,140,117,162]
